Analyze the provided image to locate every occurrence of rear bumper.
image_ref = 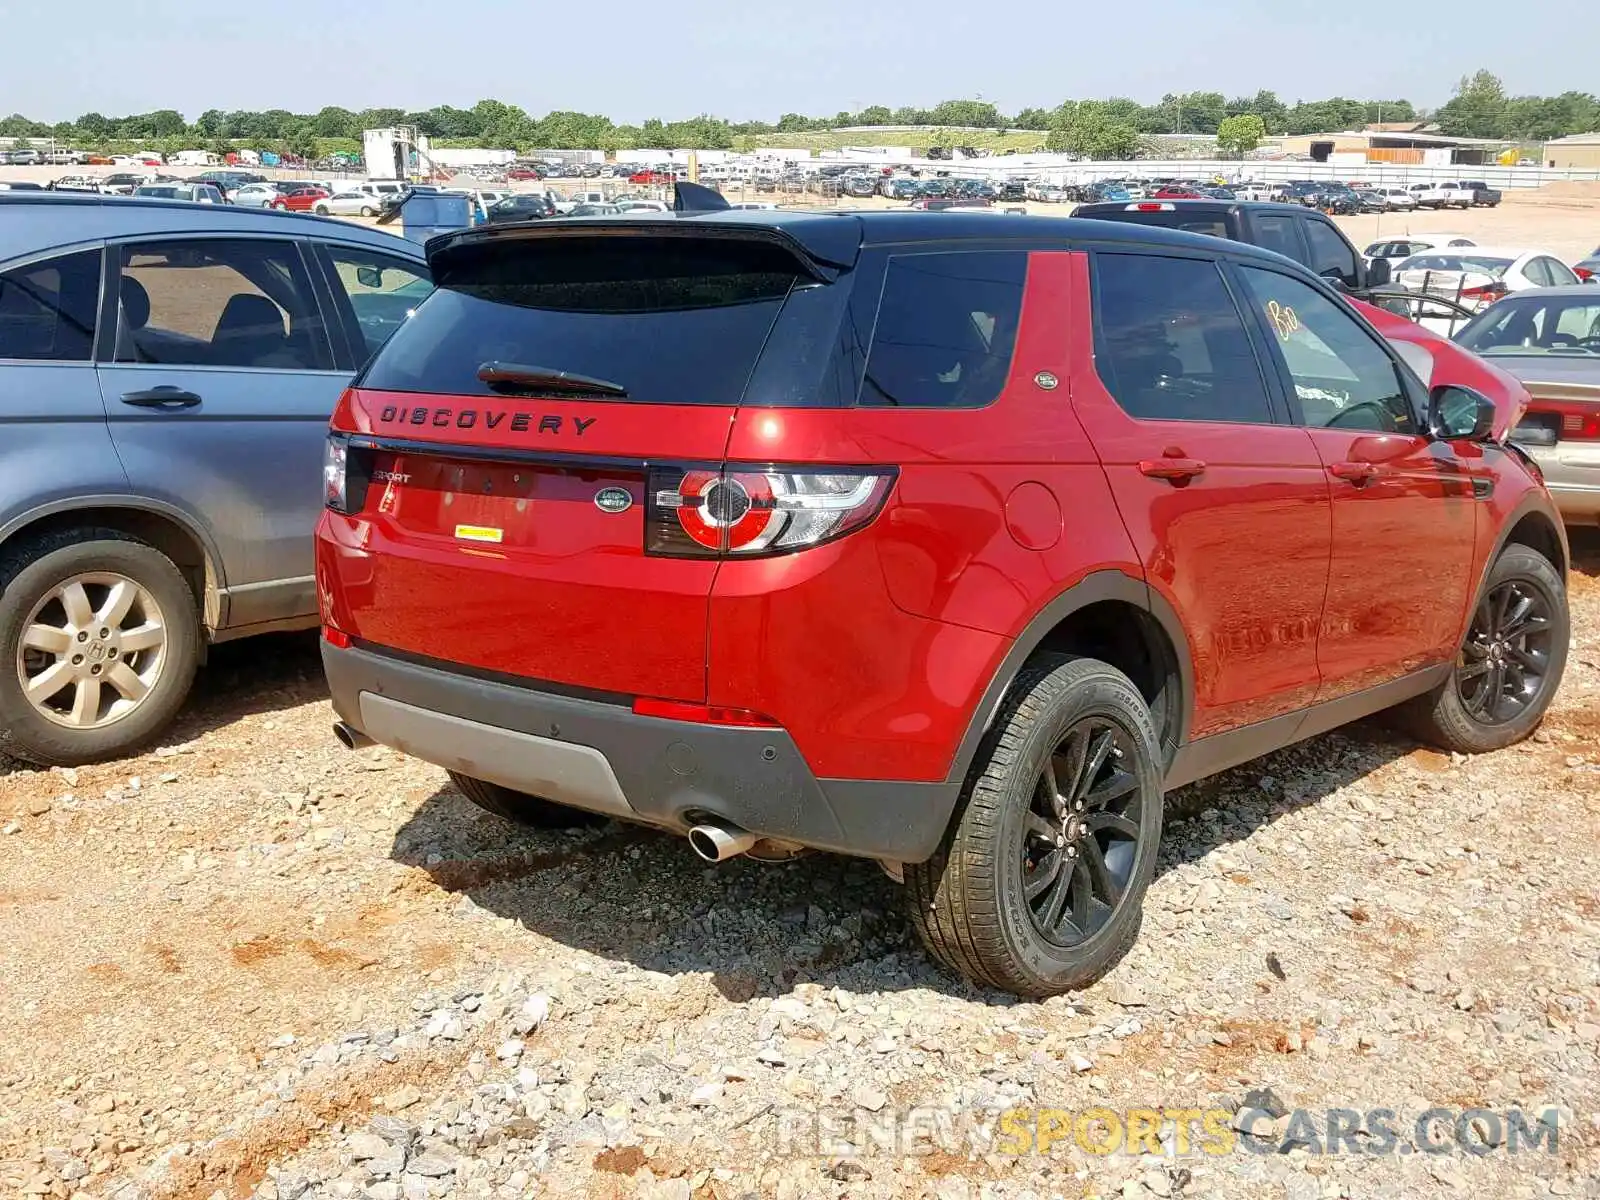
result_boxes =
[323,640,957,862]
[1548,483,1600,522]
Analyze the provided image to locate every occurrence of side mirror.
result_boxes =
[1429,385,1496,442]
[355,265,384,289]
[1365,257,1392,287]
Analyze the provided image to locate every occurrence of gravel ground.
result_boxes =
[2,531,1598,1200]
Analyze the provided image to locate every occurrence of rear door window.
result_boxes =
[1251,214,1305,266]
[1091,252,1275,424]
[360,235,804,405]
[0,249,101,361]
[114,239,332,370]
[858,251,1027,407]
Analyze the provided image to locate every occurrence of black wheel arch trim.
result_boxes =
[1477,491,1569,607]
[942,569,1194,794]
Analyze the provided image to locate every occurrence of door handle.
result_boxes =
[1328,461,1378,485]
[120,387,202,409]
[1138,457,1206,483]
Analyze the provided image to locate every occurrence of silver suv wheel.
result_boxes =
[17,572,168,729]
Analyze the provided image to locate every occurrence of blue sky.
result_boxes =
[5,0,1587,122]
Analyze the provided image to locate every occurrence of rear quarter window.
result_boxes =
[858,250,1027,408]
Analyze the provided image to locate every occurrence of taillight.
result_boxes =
[1127,202,1175,212]
[1460,281,1509,303]
[323,434,372,515]
[1520,399,1600,443]
[1575,267,1594,281]
[646,465,895,558]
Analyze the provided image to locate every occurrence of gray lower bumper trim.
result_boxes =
[357,692,636,819]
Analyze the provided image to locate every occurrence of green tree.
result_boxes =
[283,122,319,161]
[1228,90,1288,135]
[1046,110,1140,159]
[1215,113,1267,157]
[1434,70,1511,139]
[312,106,358,138]
[858,105,893,125]
[1012,107,1053,131]
[928,99,1003,129]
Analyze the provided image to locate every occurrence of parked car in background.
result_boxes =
[314,191,381,217]
[1372,186,1419,211]
[1454,287,1600,523]
[484,194,555,223]
[98,173,154,196]
[230,182,284,209]
[1455,180,1503,208]
[615,199,671,214]
[1408,182,1474,210]
[0,182,46,191]
[4,149,45,166]
[0,191,433,765]
[566,203,622,217]
[1363,234,1478,277]
[1353,189,1389,213]
[1151,184,1204,200]
[1573,247,1599,281]
[133,182,225,205]
[48,176,103,193]
[506,167,543,181]
[268,184,330,212]
[316,209,1569,998]
[1394,247,1583,315]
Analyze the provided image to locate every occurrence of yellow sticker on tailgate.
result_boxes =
[454,524,504,543]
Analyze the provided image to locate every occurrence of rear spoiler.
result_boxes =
[425,215,859,281]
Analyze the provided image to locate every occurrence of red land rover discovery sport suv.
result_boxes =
[316,211,1570,996]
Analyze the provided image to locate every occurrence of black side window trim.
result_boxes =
[1087,247,1291,427]
[0,243,107,365]
[1244,211,1309,268]
[1303,216,1360,288]
[1224,260,1427,431]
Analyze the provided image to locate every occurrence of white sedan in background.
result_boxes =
[1393,246,1584,333]
[312,191,381,216]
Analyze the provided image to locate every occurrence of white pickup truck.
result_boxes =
[1407,182,1474,210]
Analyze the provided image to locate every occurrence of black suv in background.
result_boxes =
[1071,198,1388,293]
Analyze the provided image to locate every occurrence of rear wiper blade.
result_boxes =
[477,361,628,396]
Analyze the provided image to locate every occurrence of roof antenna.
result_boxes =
[674,181,730,213]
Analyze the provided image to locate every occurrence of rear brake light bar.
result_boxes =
[1127,202,1175,212]
[646,465,895,558]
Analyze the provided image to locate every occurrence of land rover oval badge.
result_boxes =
[594,487,633,514]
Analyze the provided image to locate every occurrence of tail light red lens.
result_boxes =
[1519,399,1600,443]
[647,465,895,558]
[1460,282,1508,303]
[1574,267,1594,281]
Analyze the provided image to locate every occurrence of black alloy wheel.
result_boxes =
[1021,718,1144,948]
[1456,579,1555,724]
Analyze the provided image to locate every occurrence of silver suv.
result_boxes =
[0,193,432,764]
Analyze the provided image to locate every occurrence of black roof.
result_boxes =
[429,208,1305,275]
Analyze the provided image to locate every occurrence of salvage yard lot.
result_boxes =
[2,531,1597,1200]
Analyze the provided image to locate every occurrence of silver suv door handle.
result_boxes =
[120,388,202,409]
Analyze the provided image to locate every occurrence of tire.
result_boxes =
[360,206,376,217]
[905,655,1165,997]
[0,530,201,767]
[447,771,608,829]
[1401,544,1569,754]
[314,204,329,214]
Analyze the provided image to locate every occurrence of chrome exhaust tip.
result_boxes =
[332,721,373,750]
[687,822,757,862]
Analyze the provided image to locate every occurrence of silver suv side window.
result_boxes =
[0,250,101,362]
[114,239,332,371]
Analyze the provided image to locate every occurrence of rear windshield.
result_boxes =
[1078,209,1232,240]
[359,235,804,405]
[1401,255,1514,277]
